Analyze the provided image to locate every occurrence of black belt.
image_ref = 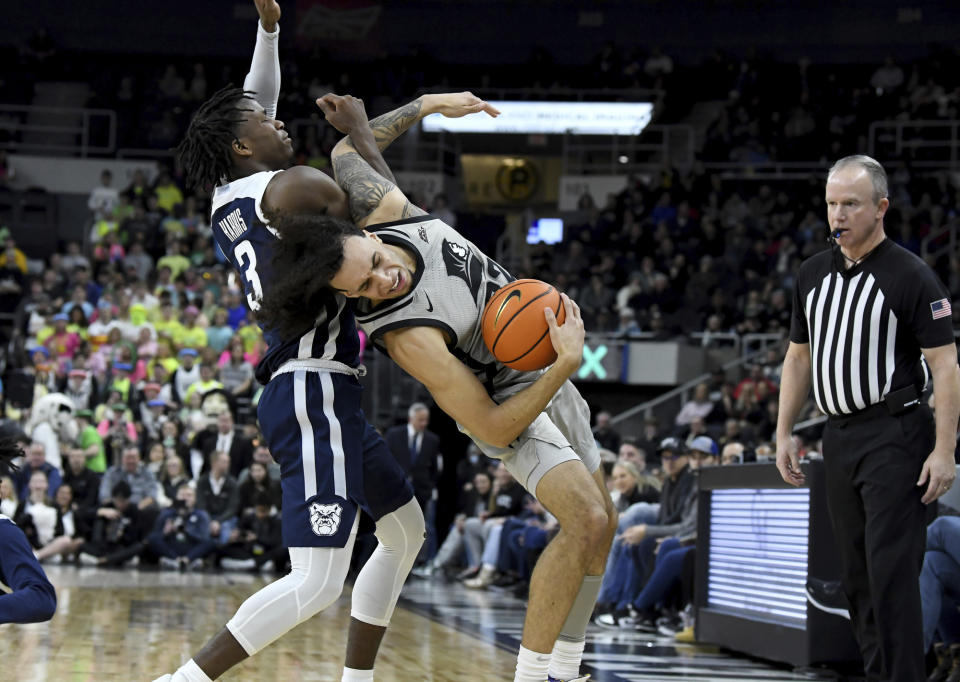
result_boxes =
[827,385,921,424]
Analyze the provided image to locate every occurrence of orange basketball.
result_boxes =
[481,279,566,371]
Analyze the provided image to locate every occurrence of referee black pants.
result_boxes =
[823,404,933,682]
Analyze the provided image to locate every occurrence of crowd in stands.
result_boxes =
[2,26,960,665]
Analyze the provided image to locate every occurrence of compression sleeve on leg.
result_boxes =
[351,498,424,627]
[558,574,602,641]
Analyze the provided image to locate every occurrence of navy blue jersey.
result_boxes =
[210,171,361,383]
[0,514,57,623]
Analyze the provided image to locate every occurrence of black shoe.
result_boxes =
[511,581,529,599]
[805,577,850,619]
[656,614,684,636]
[929,643,954,682]
[491,573,520,589]
[944,644,960,682]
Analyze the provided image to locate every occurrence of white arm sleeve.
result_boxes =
[243,21,281,119]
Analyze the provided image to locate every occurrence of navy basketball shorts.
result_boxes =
[257,369,414,548]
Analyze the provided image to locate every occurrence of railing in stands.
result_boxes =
[286,118,459,174]
[422,86,664,105]
[117,148,175,160]
[0,105,116,156]
[921,221,957,263]
[868,120,960,168]
[605,331,785,435]
[561,125,695,174]
[700,161,826,179]
[689,331,784,359]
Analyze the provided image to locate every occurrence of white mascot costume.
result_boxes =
[25,393,78,470]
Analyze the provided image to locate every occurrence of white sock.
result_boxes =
[342,666,374,681]
[548,637,585,680]
[515,645,550,682]
[171,659,212,682]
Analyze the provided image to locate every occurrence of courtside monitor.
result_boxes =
[422,101,653,135]
[527,218,563,245]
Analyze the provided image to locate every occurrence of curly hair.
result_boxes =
[175,85,257,191]
[256,213,364,339]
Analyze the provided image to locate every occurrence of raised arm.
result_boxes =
[320,93,500,224]
[243,0,282,119]
[324,92,499,153]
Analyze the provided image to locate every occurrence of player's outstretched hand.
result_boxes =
[254,0,281,32]
[545,293,584,374]
[317,94,369,134]
[427,92,500,119]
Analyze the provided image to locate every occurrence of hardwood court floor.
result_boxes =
[1,566,838,681]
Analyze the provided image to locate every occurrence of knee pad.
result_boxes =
[374,496,425,560]
[351,498,424,627]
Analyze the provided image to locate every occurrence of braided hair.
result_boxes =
[175,85,257,191]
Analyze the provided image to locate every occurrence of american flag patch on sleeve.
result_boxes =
[931,298,952,320]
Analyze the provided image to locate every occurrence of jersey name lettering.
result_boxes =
[218,208,248,242]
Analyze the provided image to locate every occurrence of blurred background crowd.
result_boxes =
[2,0,960,654]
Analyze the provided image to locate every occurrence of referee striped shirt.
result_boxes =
[789,239,954,416]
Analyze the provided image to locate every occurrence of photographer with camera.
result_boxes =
[78,480,144,567]
[147,482,216,571]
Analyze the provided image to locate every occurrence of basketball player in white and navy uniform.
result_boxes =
[258,115,617,680]
[211,174,415,552]
[156,3,425,681]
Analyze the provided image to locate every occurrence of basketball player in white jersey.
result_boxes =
[157,2,498,681]
[257,105,618,682]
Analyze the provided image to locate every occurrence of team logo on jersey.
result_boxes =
[442,239,483,301]
[418,226,428,243]
[309,502,342,537]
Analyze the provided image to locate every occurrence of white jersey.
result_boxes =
[355,217,538,399]
[356,217,601,492]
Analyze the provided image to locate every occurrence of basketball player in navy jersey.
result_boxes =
[257,108,618,682]
[0,438,57,625]
[158,3,497,681]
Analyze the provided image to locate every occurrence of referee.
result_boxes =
[775,155,960,681]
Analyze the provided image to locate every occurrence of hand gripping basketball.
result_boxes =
[481,280,583,372]
[545,293,584,372]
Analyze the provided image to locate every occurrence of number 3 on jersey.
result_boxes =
[234,240,263,311]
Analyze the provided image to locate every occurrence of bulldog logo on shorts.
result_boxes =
[309,502,342,537]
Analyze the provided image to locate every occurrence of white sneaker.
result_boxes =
[411,564,435,579]
[258,559,275,573]
[125,555,140,568]
[186,558,205,572]
[78,552,100,566]
[159,556,180,571]
[221,557,256,571]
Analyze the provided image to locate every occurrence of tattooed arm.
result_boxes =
[366,92,499,152]
[326,92,499,225]
[331,140,425,227]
